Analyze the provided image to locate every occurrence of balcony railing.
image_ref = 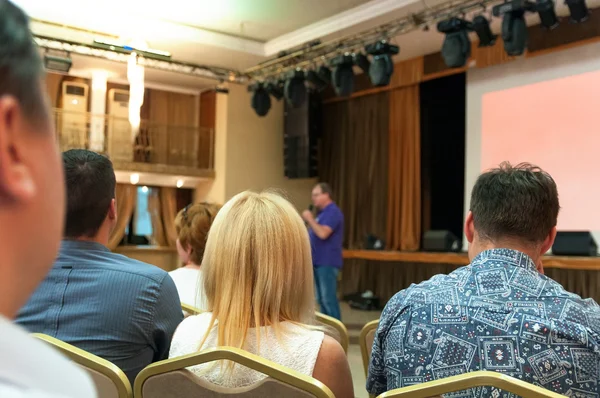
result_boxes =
[53,109,214,174]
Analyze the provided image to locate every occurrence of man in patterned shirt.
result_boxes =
[367,163,600,397]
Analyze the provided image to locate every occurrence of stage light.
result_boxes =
[536,0,559,29]
[284,69,307,108]
[266,80,284,100]
[566,0,589,22]
[249,83,271,117]
[331,54,354,97]
[317,65,332,84]
[437,17,473,68]
[493,0,535,56]
[353,52,371,74]
[305,70,328,91]
[365,41,399,86]
[472,15,497,46]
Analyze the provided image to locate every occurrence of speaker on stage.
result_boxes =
[552,231,597,256]
[423,230,461,252]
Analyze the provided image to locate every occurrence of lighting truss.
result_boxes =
[245,0,501,80]
[34,36,246,84]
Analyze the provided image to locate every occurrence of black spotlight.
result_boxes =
[437,17,473,68]
[317,65,332,84]
[249,83,271,117]
[284,69,307,108]
[353,52,371,74]
[331,54,355,97]
[536,0,559,29]
[305,70,329,91]
[493,0,535,56]
[266,80,284,100]
[566,0,589,22]
[472,15,497,46]
[365,41,399,86]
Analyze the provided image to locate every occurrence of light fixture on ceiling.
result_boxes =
[565,0,589,22]
[43,50,72,73]
[493,0,535,56]
[141,186,149,193]
[535,0,559,29]
[284,69,307,108]
[365,41,399,86]
[127,52,145,139]
[305,70,329,91]
[472,15,497,46]
[317,65,332,85]
[437,17,473,68]
[353,52,371,74]
[266,80,284,100]
[249,82,271,117]
[176,179,184,188]
[331,54,354,96]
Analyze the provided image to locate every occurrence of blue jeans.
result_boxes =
[314,266,341,320]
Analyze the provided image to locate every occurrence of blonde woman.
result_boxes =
[169,191,353,398]
[169,202,220,310]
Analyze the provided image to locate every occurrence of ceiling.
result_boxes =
[16,0,600,91]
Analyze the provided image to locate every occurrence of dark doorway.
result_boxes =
[420,73,466,245]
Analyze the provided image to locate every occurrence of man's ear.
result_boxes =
[0,97,35,203]
[540,226,557,255]
[465,211,475,243]
[108,198,117,221]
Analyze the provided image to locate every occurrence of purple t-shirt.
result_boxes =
[309,203,344,268]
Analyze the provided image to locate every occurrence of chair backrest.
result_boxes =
[181,303,202,317]
[134,346,335,398]
[33,333,132,398]
[359,319,379,376]
[314,312,349,353]
[377,371,567,398]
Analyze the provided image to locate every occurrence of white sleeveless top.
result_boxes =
[169,312,325,388]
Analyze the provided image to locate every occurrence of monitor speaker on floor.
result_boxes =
[552,231,597,256]
[422,230,461,252]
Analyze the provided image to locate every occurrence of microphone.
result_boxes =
[308,204,314,212]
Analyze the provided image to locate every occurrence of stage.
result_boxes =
[341,250,600,305]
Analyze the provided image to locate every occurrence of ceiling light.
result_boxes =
[472,15,497,46]
[130,173,140,185]
[437,18,473,68]
[305,70,329,91]
[317,65,332,84]
[176,179,184,188]
[353,53,371,74]
[565,0,589,22]
[493,0,535,56]
[141,186,149,193]
[249,83,271,117]
[266,80,284,100]
[365,41,399,86]
[331,54,354,96]
[43,53,72,73]
[535,0,559,29]
[284,69,307,108]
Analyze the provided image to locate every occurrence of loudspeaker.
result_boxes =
[283,92,320,179]
[423,230,461,252]
[552,231,597,256]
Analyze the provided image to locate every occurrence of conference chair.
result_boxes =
[181,303,202,317]
[133,346,335,398]
[33,333,132,398]
[377,371,566,398]
[315,312,349,353]
[359,319,379,376]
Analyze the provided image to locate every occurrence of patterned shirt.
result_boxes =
[367,249,600,397]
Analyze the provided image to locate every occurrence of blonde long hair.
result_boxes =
[199,190,315,353]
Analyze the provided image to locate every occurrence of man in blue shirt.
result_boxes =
[367,163,600,397]
[17,149,183,384]
[302,183,344,320]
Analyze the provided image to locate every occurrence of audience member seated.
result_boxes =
[169,191,354,398]
[17,149,183,384]
[367,163,600,397]
[170,202,220,310]
[0,2,96,396]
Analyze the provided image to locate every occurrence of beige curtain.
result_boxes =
[319,92,390,249]
[386,85,421,251]
[160,188,178,248]
[108,184,137,250]
[147,189,167,246]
